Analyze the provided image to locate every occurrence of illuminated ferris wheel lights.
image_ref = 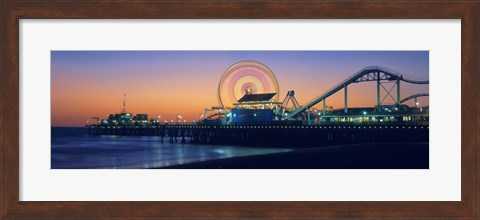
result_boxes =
[218,60,279,108]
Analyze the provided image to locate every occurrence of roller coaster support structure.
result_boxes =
[287,66,428,120]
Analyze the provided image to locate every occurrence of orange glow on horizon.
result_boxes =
[51,51,429,126]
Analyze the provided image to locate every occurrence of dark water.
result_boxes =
[51,127,292,169]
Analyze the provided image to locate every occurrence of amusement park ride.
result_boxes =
[200,60,429,126]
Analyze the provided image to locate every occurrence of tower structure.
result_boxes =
[122,93,127,113]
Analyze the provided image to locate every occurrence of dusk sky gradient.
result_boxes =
[51,51,429,127]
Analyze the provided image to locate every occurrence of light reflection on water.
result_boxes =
[51,128,291,169]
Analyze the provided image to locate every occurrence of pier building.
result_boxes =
[223,92,279,125]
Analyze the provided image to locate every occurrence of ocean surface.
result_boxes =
[51,127,292,169]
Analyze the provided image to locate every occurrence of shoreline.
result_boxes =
[157,142,429,169]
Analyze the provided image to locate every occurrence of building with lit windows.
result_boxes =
[223,93,279,125]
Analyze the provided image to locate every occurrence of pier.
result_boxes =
[86,65,429,149]
[88,124,429,148]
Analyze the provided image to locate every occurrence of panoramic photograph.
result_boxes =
[51,51,429,169]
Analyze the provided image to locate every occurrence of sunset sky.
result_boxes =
[51,51,429,127]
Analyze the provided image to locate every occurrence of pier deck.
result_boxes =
[88,124,429,148]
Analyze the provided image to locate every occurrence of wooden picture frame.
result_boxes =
[1,1,478,219]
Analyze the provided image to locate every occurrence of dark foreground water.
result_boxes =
[52,127,428,169]
[51,127,292,169]
[166,142,429,169]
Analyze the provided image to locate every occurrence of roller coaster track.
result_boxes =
[198,112,223,124]
[400,93,429,104]
[287,66,429,119]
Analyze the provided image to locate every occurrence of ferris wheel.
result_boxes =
[218,60,280,108]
